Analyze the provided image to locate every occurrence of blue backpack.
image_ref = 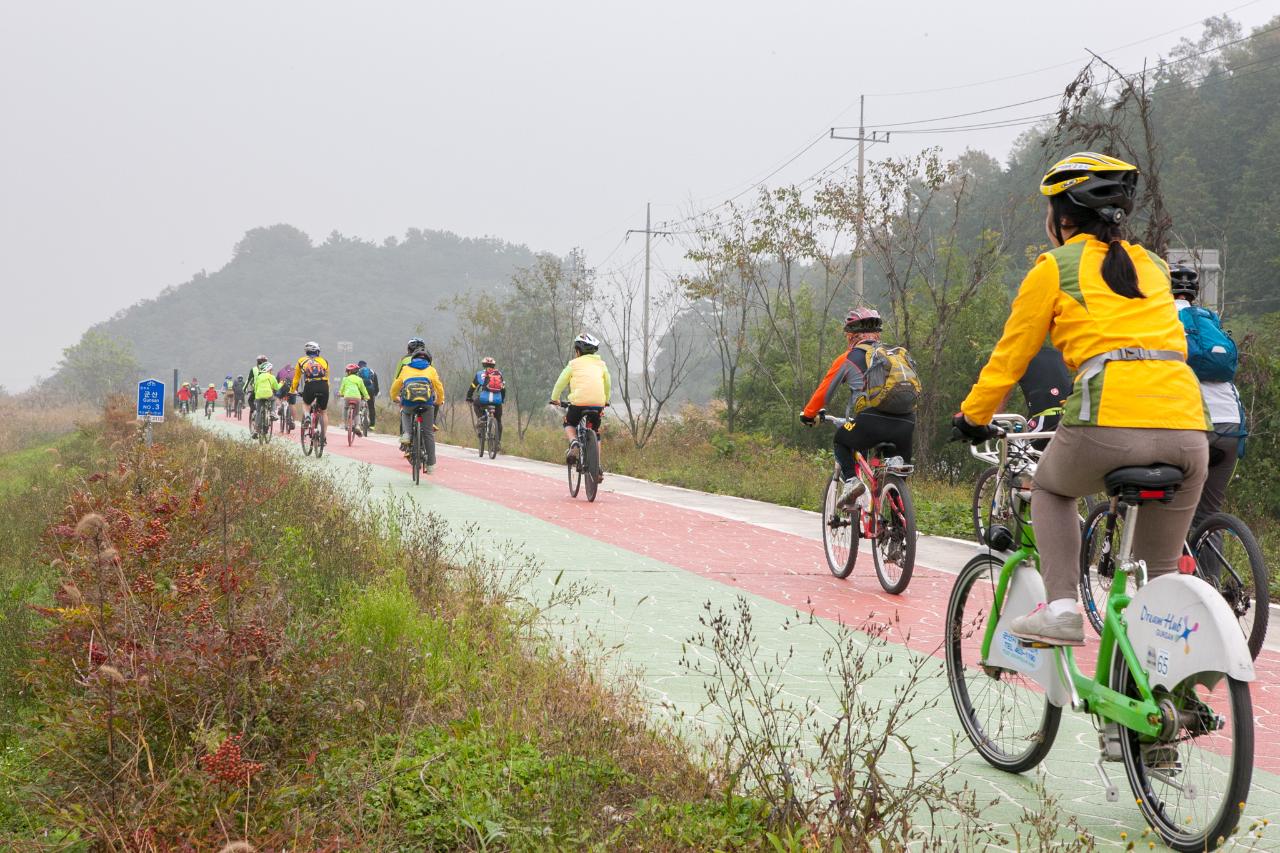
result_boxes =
[1180,306,1237,382]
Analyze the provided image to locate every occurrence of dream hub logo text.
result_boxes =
[1139,606,1199,653]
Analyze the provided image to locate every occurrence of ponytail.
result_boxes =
[1050,197,1143,299]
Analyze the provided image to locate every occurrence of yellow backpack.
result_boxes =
[853,343,921,415]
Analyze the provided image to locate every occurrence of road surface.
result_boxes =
[205,416,1280,849]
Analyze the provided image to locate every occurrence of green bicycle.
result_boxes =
[946,429,1255,852]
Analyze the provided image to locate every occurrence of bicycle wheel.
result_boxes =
[1113,656,1253,851]
[583,431,600,502]
[346,408,355,446]
[486,417,499,459]
[411,422,422,485]
[872,476,915,595]
[1189,512,1269,660]
[300,417,313,456]
[477,416,487,457]
[567,446,582,498]
[971,465,1000,545]
[256,407,269,445]
[315,416,325,458]
[1079,502,1119,637]
[946,554,1062,772]
[821,472,857,579]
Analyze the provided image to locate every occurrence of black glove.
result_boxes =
[799,413,816,426]
[951,413,1002,444]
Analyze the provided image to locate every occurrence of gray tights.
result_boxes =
[1031,426,1208,603]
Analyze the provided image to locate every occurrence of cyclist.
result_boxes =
[800,308,917,513]
[275,361,297,433]
[1019,345,1071,435]
[357,360,379,428]
[390,346,444,473]
[339,363,370,434]
[549,333,611,472]
[1171,264,1247,529]
[203,383,218,414]
[252,361,281,428]
[953,152,1210,647]
[244,355,269,423]
[233,374,246,417]
[289,342,331,440]
[176,383,192,415]
[393,337,425,382]
[466,356,506,443]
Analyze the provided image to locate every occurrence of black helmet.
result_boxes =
[406,337,425,354]
[1041,152,1139,225]
[1169,264,1200,299]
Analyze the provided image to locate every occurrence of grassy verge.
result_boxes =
[0,401,769,850]
[417,403,975,540]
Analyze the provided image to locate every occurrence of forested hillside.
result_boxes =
[79,224,537,383]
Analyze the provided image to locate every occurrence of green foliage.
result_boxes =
[81,224,539,388]
[51,330,139,403]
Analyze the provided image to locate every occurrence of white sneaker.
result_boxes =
[835,479,866,514]
[1009,603,1085,646]
[400,433,411,444]
[426,464,435,474]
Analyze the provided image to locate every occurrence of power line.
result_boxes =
[854,0,1267,99]
[840,20,1280,134]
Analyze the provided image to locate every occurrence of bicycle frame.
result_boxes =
[819,411,909,539]
[980,537,1164,737]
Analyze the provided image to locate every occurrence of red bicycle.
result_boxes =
[818,410,916,593]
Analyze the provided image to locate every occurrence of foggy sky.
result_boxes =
[1,0,1271,391]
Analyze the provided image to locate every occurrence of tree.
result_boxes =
[593,266,695,447]
[53,330,140,403]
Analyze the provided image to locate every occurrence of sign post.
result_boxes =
[137,378,165,445]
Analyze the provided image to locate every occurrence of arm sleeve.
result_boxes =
[289,361,302,393]
[389,373,403,403]
[960,256,1060,424]
[601,362,612,403]
[429,368,445,405]
[802,352,853,418]
[550,364,572,400]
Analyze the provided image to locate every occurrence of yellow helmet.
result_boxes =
[1041,152,1139,224]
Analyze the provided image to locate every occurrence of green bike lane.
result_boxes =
[206,417,1280,849]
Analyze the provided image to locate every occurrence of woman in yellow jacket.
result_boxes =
[954,152,1210,647]
[390,348,445,473]
[549,333,612,470]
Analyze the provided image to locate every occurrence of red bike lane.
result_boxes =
[227,415,1280,774]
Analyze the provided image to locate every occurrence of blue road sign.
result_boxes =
[137,378,165,421]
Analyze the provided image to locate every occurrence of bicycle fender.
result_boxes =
[987,563,1073,708]
[1125,574,1255,690]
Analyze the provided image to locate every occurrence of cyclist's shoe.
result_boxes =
[399,433,411,444]
[565,445,580,463]
[835,479,866,514]
[1009,604,1085,647]
[432,424,439,432]
[426,464,436,474]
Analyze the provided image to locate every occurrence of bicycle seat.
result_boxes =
[1103,465,1183,502]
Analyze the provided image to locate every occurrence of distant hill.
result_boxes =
[85,224,539,384]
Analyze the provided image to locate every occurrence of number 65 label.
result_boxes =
[1155,649,1170,676]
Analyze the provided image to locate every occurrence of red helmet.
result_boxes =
[345,363,359,373]
[844,307,882,333]
[481,356,496,367]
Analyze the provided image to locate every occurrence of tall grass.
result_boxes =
[0,408,768,849]
[0,393,92,456]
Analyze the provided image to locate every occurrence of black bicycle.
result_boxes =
[253,398,274,445]
[1081,502,1269,659]
[554,402,603,502]
[476,405,499,459]
[406,404,432,485]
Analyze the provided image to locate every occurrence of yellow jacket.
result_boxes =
[551,353,611,406]
[389,358,445,406]
[961,234,1209,430]
[290,355,330,392]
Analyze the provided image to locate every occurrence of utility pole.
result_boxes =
[626,202,672,377]
[831,96,890,304]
